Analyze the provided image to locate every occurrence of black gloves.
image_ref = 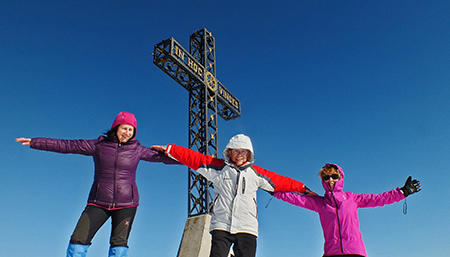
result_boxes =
[401,176,421,197]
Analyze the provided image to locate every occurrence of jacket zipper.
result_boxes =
[228,168,240,222]
[331,191,344,254]
[112,143,120,209]
[234,168,240,195]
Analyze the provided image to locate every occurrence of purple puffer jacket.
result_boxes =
[31,136,179,209]
[274,164,405,257]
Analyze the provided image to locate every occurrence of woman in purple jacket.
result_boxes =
[274,163,421,257]
[16,112,179,257]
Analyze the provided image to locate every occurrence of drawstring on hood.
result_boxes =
[111,112,137,140]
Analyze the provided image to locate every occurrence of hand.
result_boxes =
[16,138,31,145]
[401,176,421,197]
[304,187,319,196]
[151,145,167,152]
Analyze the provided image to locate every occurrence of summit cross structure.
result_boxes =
[153,28,241,256]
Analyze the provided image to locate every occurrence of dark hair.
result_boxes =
[104,126,119,142]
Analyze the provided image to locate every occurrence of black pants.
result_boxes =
[210,230,257,257]
[69,205,137,248]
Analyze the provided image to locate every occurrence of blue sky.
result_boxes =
[2,1,448,256]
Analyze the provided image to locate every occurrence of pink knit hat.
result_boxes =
[111,112,137,139]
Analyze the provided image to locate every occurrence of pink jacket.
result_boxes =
[274,164,405,257]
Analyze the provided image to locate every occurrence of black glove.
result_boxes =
[401,176,421,197]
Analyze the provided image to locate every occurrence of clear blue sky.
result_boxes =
[2,1,448,256]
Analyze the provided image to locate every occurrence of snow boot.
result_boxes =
[108,246,129,257]
[66,243,89,257]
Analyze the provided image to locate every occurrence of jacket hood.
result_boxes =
[223,134,255,164]
[322,163,345,193]
[111,111,137,139]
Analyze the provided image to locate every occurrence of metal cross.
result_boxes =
[153,28,241,217]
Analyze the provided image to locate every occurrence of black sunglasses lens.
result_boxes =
[323,174,340,181]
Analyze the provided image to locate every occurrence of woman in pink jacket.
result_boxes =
[274,163,421,257]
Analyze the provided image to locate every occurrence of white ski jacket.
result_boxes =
[166,134,306,237]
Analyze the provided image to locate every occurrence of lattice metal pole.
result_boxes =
[187,29,218,216]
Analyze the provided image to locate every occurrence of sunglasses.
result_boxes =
[322,174,340,181]
[231,149,249,155]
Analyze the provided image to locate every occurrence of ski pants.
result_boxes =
[69,205,137,248]
[210,230,257,257]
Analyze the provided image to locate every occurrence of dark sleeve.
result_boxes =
[30,137,97,156]
[139,145,181,165]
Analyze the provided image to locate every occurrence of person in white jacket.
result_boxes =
[152,134,316,257]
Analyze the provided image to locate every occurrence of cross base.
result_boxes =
[177,214,211,257]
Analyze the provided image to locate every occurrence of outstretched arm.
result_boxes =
[355,176,421,208]
[152,144,224,171]
[274,191,320,211]
[18,137,97,156]
[252,165,318,196]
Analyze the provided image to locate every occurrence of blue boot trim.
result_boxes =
[108,246,129,257]
[66,243,89,257]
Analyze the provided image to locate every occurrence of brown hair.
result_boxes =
[318,164,341,179]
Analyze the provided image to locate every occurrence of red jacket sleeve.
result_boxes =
[166,144,225,170]
[252,165,306,193]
